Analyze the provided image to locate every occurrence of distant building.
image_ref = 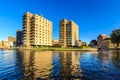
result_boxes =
[0,41,2,48]
[82,42,88,46]
[23,12,52,48]
[8,36,16,48]
[76,40,82,47]
[97,34,119,48]
[1,40,13,48]
[8,36,16,42]
[52,40,59,46]
[16,30,23,47]
[59,19,79,47]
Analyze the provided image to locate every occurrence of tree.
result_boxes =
[89,39,97,47]
[110,28,120,50]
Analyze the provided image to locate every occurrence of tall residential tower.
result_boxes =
[23,12,52,48]
[59,19,79,47]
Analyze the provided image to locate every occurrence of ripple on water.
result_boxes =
[0,50,120,79]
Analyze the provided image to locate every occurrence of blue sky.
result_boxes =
[0,0,120,43]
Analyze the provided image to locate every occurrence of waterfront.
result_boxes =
[0,50,120,80]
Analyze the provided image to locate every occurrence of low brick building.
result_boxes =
[97,34,119,49]
[76,40,82,47]
[52,40,59,46]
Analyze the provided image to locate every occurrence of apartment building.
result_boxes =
[59,19,79,47]
[16,30,23,47]
[23,12,52,48]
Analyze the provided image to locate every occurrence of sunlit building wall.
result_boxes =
[52,40,59,46]
[59,19,79,47]
[97,34,120,48]
[23,12,52,48]
[1,40,13,48]
[8,36,16,43]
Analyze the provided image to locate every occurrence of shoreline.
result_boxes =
[1,48,120,51]
[0,47,97,51]
[24,48,98,51]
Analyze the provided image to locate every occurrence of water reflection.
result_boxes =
[59,51,82,79]
[0,50,120,80]
[98,50,110,61]
[0,50,23,79]
[21,50,53,79]
[110,50,120,68]
[98,50,120,68]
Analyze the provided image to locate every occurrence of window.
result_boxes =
[36,24,38,26]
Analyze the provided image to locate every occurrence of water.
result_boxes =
[0,50,120,80]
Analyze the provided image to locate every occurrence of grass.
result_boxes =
[30,47,97,51]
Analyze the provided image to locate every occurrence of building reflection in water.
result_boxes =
[98,50,110,61]
[109,50,120,68]
[97,50,120,69]
[21,50,53,79]
[19,50,83,79]
[1,50,120,79]
[18,50,120,79]
[59,51,82,79]
[98,50,120,65]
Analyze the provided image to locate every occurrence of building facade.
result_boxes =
[8,36,16,42]
[59,19,79,47]
[76,40,82,47]
[16,30,23,47]
[97,34,119,49]
[1,40,14,48]
[52,40,59,46]
[8,36,16,47]
[0,41,2,48]
[23,12,52,48]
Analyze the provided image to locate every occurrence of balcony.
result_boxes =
[23,22,27,25]
[23,26,27,29]
[23,31,27,34]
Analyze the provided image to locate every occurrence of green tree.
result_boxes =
[110,28,120,50]
[89,39,97,47]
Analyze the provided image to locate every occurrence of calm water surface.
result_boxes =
[0,50,120,80]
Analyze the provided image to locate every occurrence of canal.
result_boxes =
[0,50,120,80]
